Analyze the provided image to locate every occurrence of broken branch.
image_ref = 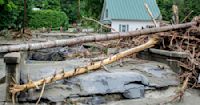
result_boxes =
[10,36,160,95]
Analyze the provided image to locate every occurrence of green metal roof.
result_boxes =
[103,0,161,21]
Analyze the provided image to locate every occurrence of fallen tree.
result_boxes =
[10,36,159,98]
[0,22,197,53]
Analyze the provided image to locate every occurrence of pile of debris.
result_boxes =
[0,18,200,104]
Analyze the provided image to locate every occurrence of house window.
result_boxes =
[119,24,129,32]
[105,9,108,18]
[122,25,126,32]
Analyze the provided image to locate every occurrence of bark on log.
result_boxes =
[0,22,197,53]
[10,36,159,94]
[149,48,189,58]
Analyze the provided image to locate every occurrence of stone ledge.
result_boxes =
[4,52,21,64]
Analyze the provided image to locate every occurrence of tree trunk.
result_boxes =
[10,36,159,94]
[0,22,197,53]
[23,0,27,34]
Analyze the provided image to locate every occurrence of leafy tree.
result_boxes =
[0,0,33,30]
[82,0,104,19]
[32,0,61,11]
[0,0,18,29]
[182,0,200,21]
[61,0,78,23]
[29,10,68,28]
[156,0,199,22]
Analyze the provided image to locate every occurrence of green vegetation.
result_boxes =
[0,0,200,31]
[29,10,68,28]
[32,0,61,11]
[0,0,21,30]
[157,0,200,21]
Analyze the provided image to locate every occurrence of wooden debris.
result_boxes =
[149,48,189,58]
[0,22,197,53]
[9,36,159,96]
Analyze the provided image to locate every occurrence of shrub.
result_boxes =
[29,10,68,29]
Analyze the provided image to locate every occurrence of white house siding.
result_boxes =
[111,20,159,32]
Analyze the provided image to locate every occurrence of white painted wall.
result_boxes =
[111,20,159,32]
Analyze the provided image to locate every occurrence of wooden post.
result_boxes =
[60,26,63,32]
[4,52,21,102]
[172,5,179,24]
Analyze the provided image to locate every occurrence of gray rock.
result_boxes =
[21,59,89,83]
[19,58,179,103]
[28,46,89,61]
[86,97,106,105]
[72,72,148,95]
[0,84,6,102]
[0,59,5,83]
[123,87,145,99]
[23,72,148,102]
[198,74,200,83]
[4,103,47,105]
[129,61,179,88]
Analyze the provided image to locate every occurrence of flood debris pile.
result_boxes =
[0,18,200,104]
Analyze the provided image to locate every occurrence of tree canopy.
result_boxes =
[0,0,200,30]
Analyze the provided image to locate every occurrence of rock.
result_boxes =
[28,46,89,61]
[20,58,179,104]
[123,87,145,99]
[0,84,6,102]
[71,72,148,96]
[4,103,48,105]
[86,96,106,105]
[107,48,127,55]
[28,47,65,61]
[129,61,179,88]
[21,59,89,83]
[198,74,200,83]
[0,59,5,83]
[104,89,200,105]
[22,71,148,102]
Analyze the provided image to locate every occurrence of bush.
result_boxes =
[29,10,68,29]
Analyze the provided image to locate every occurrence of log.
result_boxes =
[10,36,159,95]
[149,48,189,58]
[0,22,197,53]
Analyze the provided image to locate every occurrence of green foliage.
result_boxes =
[0,0,4,5]
[1,0,200,31]
[0,0,19,29]
[0,0,33,30]
[33,0,61,11]
[182,0,200,21]
[156,0,173,21]
[156,0,199,21]
[61,0,104,23]
[29,10,68,28]
[61,0,78,23]
[82,0,104,19]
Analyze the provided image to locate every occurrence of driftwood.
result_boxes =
[144,3,157,27]
[10,36,159,96]
[82,16,117,32]
[172,5,179,24]
[0,22,197,53]
[149,48,189,58]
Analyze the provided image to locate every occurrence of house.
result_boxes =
[100,0,162,32]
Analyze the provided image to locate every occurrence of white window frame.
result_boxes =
[119,24,129,32]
